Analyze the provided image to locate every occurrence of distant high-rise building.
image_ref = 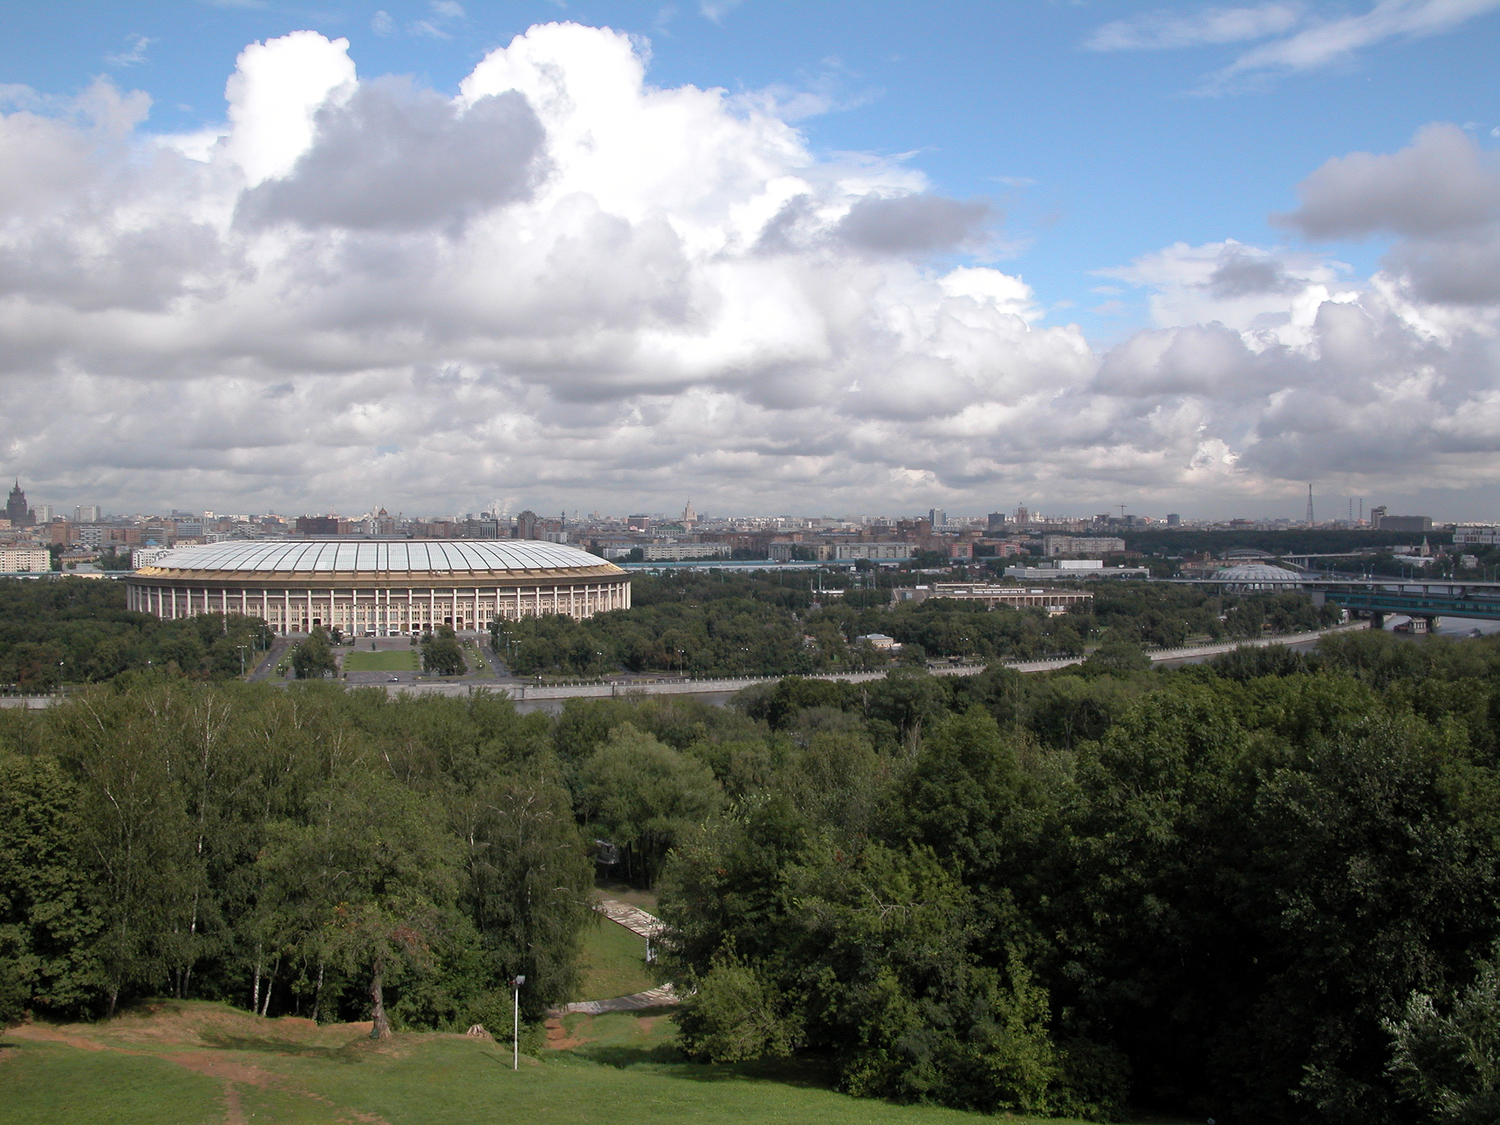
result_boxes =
[1015,505,1030,526]
[929,508,947,529]
[516,510,539,539]
[1166,513,1181,527]
[987,512,1006,531]
[33,505,54,524]
[683,500,696,527]
[6,481,32,527]
[295,515,339,536]
[1375,513,1431,532]
[75,504,101,522]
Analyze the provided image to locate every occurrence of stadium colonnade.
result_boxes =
[125,539,631,635]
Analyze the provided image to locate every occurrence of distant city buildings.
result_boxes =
[1454,527,1500,547]
[0,471,1479,585]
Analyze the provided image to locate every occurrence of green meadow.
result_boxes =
[341,649,420,672]
[0,1002,1184,1125]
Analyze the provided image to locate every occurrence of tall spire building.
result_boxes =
[6,480,32,527]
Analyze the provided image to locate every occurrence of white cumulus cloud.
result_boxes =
[0,23,1499,518]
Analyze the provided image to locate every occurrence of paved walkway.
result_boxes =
[561,984,680,1015]
[594,897,666,939]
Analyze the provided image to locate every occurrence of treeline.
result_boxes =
[650,630,1500,1123]
[494,572,1339,676]
[0,578,270,689]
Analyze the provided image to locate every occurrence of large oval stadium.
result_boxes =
[126,540,630,635]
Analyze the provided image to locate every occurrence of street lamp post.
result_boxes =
[512,974,526,1070]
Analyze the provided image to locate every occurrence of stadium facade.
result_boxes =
[125,540,630,635]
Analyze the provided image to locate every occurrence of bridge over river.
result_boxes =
[1176,576,1500,628]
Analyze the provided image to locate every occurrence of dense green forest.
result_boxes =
[5,630,1500,1124]
[0,683,591,1034]
[493,572,1340,676]
[0,578,269,689]
[655,632,1500,1124]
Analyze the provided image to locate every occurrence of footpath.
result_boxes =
[555,898,679,1017]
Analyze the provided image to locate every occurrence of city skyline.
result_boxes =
[1,3,1498,517]
[0,474,1450,530]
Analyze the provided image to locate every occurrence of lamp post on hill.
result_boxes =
[512,974,526,1070]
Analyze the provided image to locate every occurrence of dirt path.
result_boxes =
[9,1011,394,1125]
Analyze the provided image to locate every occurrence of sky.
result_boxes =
[1,1,1498,520]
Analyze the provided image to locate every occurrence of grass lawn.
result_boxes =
[342,649,420,672]
[0,1001,1185,1125]
[574,918,657,1001]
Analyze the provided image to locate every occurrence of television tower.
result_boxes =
[1305,484,1314,526]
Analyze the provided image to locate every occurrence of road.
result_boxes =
[0,620,1373,711]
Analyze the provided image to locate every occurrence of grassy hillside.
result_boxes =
[0,1001,1183,1125]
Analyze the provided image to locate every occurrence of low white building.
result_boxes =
[643,543,732,561]
[1006,563,1151,581]
[1042,535,1127,557]
[895,584,1093,613]
[834,543,913,560]
[0,548,52,573]
[1453,527,1500,546]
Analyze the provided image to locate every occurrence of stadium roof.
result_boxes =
[1214,563,1303,582]
[140,539,618,575]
